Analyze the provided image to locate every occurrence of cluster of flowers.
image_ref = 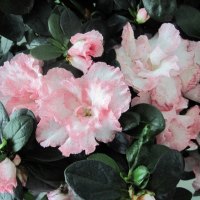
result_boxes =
[116,23,200,190]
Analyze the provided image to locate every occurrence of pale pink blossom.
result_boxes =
[68,30,104,73]
[0,158,17,193]
[132,77,188,112]
[37,62,131,156]
[156,106,200,151]
[0,53,43,115]
[136,8,150,24]
[116,23,191,91]
[184,84,200,103]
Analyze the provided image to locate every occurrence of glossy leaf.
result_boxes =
[142,0,177,22]
[176,5,200,39]
[65,160,127,200]
[31,44,63,60]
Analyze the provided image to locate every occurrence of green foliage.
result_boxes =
[65,160,127,200]
[142,0,177,22]
[176,5,200,39]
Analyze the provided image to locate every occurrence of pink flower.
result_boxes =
[0,158,17,193]
[116,23,191,91]
[156,106,200,151]
[136,8,150,24]
[37,62,131,156]
[68,30,104,73]
[0,53,43,115]
[132,77,188,112]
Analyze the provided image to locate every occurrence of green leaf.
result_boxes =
[48,7,64,43]
[88,153,120,173]
[142,0,177,22]
[0,11,25,41]
[0,0,34,15]
[129,104,165,137]
[60,7,82,39]
[119,111,140,131]
[175,5,200,39]
[3,116,34,152]
[0,153,6,162]
[10,109,36,121]
[0,102,9,129]
[137,145,184,198]
[0,36,13,54]
[31,44,63,60]
[65,160,127,200]
[0,193,14,200]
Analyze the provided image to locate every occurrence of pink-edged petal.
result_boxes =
[68,55,93,74]
[121,22,136,58]
[40,68,74,96]
[186,105,200,140]
[38,89,79,122]
[180,65,200,93]
[156,23,181,53]
[95,111,121,143]
[0,158,17,193]
[184,84,200,103]
[149,46,166,66]
[36,118,67,148]
[151,77,188,111]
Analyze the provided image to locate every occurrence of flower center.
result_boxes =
[76,106,92,117]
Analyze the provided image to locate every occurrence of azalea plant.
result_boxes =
[0,0,200,200]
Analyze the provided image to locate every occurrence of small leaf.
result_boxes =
[31,44,63,60]
[142,0,177,22]
[0,102,9,129]
[65,160,127,200]
[60,7,82,39]
[0,36,13,54]
[0,11,25,41]
[48,7,64,43]
[3,116,34,152]
[175,5,200,39]
[88,153,120,173]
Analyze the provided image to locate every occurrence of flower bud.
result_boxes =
[13,155,21,166]
[136,8,150,24]
[137,194,156,200]
[132,165,150,188]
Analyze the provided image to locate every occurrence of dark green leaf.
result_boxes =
[173,188,192,200]
[175,5,200,39]
[108,132,129,154]
[129,103,165,137]
[0,153,7,162]
[48,7,64,43]
[88,153,120,173]
[0,11,25,41]
[0,102,9,129]
[65,160,127,200]
[31,44,63,60]
[137,145,184,199]
[119,111,140,132]
[96,0,113,14]
[23,0,52,36]
[0,52,13,66]
[60,7,81,39]
[0,0,34,15]
[142,0,177,22]
[113,0,130,10]
[3,116,34,152]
